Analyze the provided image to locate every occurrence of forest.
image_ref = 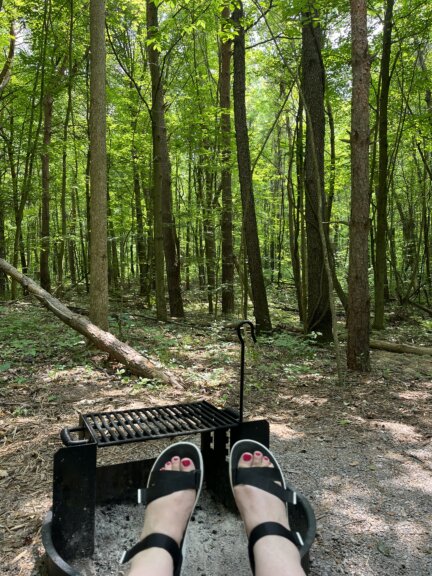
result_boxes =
[0,1,431,575]
[0,0,430,365]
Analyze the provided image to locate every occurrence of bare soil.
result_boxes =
[1,300,431,575]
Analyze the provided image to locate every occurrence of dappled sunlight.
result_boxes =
[287,393,329,407]
[369,420,424,442]
[271,422,306,439]
[397,389,431,401]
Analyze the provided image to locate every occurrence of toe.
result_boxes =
[180,457,195,471]
[238,452,253,468]
[171,456,181,471]
[262,455,274,468]
[253,450,263,467]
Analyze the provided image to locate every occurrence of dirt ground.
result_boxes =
[0,300,431,575]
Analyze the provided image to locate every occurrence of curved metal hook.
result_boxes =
[236,319,257,345]
[235,320,256,423]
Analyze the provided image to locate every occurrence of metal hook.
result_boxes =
[236,320,257,346]
[235,320,256,423]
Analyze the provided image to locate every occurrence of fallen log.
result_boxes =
[370,339,432,356]
[0,258,183,388]
[407,299,432,317]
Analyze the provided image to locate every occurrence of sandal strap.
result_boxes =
[120,532,181,567]
[248,522,302,574]
[233,467,296,504]
[139,470,200,505]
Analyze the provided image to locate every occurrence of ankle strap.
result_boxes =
[248,522,303,574]
[120,532,181,569]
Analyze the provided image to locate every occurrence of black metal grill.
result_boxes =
[79,400,239,446]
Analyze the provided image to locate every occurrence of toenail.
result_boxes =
[263,456,269,461]
[172,456,180,461]
[242,453,252,462]
[254,451,262,457]
[182,458,191,467]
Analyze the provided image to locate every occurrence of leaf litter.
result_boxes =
[0,300,431,575]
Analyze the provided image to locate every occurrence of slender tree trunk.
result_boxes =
[132,122,146,296]
[0,178,6,296]
[40,92,53,292]
[146,0,184,319]
[347,0,371,371]
[302,10,332,339]
[220,4,234,315]
[373,0,395,329]
[232,2,271,333]
[89,0,109,330]
[57,0,74,291]
[196,152,217,315]
[142,170,154,306]
[293,100,306,321]
[106,186,119,288]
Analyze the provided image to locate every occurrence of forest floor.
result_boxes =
[0,297,431,575]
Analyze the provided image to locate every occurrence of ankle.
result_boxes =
[129,547,173,576]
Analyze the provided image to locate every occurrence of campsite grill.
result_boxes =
[42,320,316,576]
[62,401,240,447]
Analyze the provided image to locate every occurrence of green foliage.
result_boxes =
[0,0,431,325]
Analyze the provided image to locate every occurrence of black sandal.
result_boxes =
[229,439,304,574]
[120,441,203,575]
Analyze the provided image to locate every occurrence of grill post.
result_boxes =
[52,443,97,561]
[202,419,269,511]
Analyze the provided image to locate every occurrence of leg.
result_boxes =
[124,444,202,576]
[232,447,306,576]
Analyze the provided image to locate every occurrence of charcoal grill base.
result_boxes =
[43,421,315,575]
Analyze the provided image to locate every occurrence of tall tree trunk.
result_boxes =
[291,100,306,321]
[132,122,146,296]
[40,92,53,292]
[146,0,184,319]
[301,10,331,339]
[347,0,371,371]
[0,180,6,296]
[373,0,395,329]
[89,0,109,330]
[220,4,234,315]
[232,2,272,333]
[57,0,74,292]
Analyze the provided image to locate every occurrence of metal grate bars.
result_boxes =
[81,401,239,446]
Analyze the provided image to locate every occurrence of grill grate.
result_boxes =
[80,400,239,446]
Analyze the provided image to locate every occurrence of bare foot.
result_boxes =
[128,456,196,576]
[233,450,306,576]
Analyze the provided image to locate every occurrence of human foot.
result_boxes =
[233,448,290,537]
[125,442,203,576]
[230,440,305,576]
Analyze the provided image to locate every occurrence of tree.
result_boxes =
[89,0,109,330]
[301,9,332,340]
[232,1,272,333]
[146,0,184,319]
[220,2,234,315]
[347,0,371,371]
[373,0,395,329]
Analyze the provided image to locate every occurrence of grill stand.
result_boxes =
[42,321,315,574]
[44,420,271,576]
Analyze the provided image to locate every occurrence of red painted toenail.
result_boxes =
[254,451,262,457]
[242,453,252,462]
[172,456,180,461]
[182,458,191,467]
